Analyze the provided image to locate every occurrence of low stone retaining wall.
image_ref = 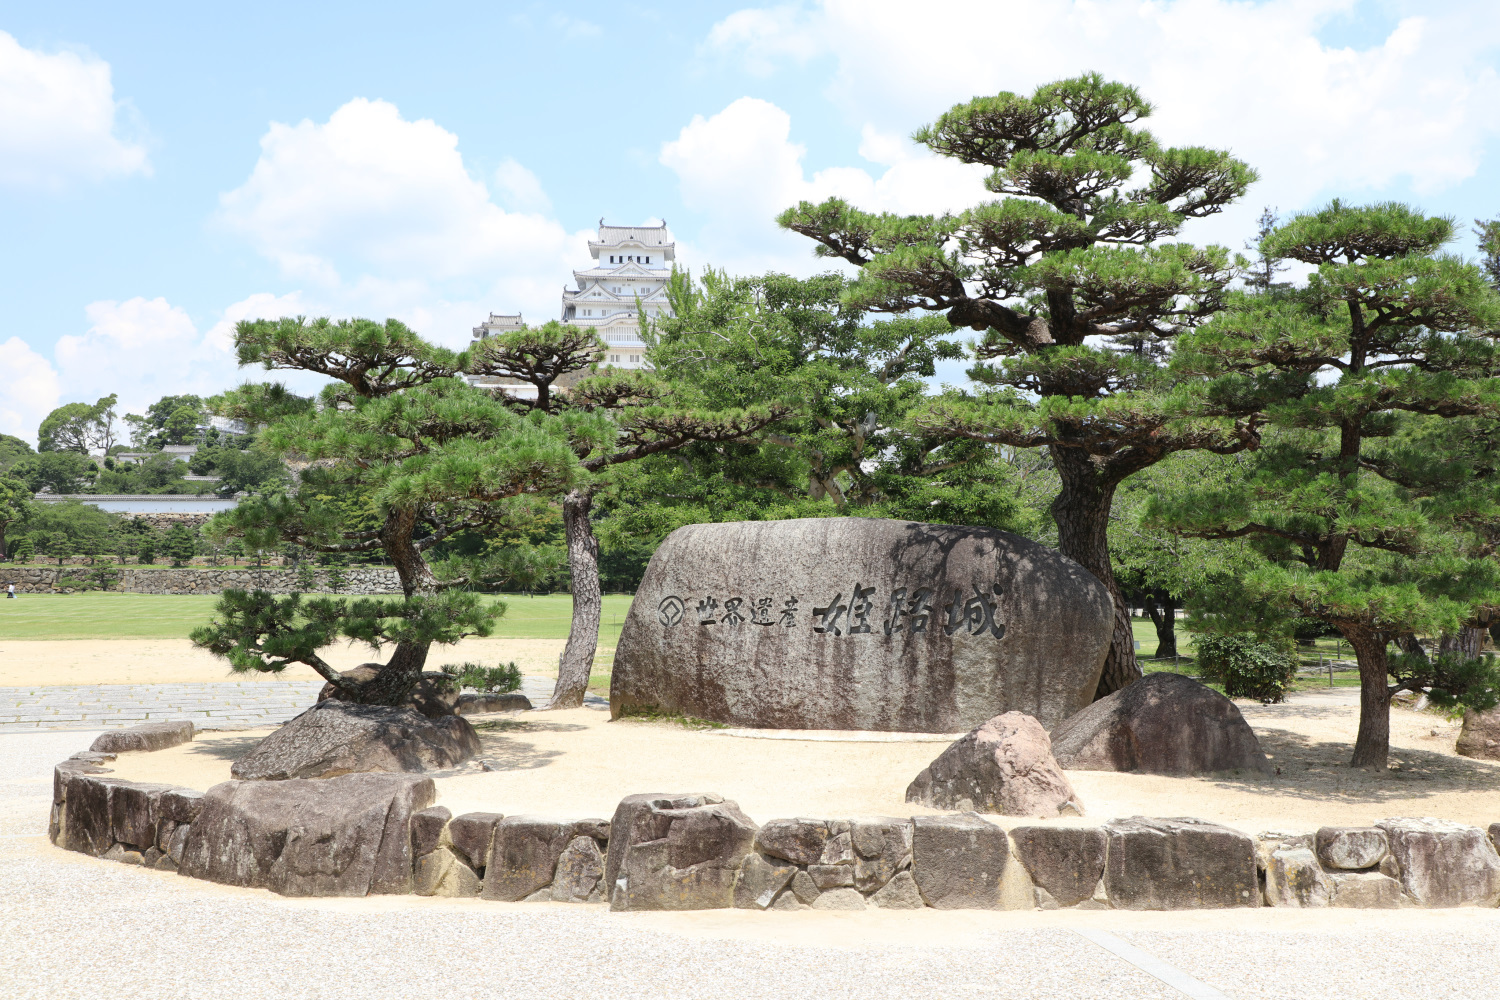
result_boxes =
[3,565,402,595]
[48,727,1500,911]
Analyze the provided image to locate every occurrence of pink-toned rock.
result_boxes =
[1456,708,1500,761]
[905,711,1082,817]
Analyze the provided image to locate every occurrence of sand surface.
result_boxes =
[0,637,570,686]
[102,689,1500,833]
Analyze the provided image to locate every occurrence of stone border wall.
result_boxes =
[48,726,1500,911]
[3,565,402,595]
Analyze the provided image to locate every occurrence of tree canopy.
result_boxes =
[38,395,118,454]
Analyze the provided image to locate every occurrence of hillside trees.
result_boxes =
[463,319,787,708]
[0,475,34,561]
[38,395,119,454]
[189,317,589,705]
[1152,201,1500,769]
[778,74,1258,697]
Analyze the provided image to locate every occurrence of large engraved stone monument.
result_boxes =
[610,518,1113,732]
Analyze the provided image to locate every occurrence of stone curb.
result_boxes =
[44,723,1500,911]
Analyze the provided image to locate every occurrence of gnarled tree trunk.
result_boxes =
[346,506,440,706]
[548,488,600,709]
[1439,627,1484,659]
[1051,448,1140,699]
[1145,589,1178,659]
[1346,626,1393,770]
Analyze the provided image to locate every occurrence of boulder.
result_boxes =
[90,721,194,754]
[159,788,205,824]
[851,817,913,893]
[449,812,504,873]
[317,665,460,719]
[905,712,1081,817]
[604,793,758,911]
[1375,817,1500,907]
[869,870,925,909]
[1050,673,1272,776]
[733,853,796,910]
[790,870,821,905]
[911,813,1009,910]
[550,836,607,903]
[61,773,122,856]
[755,818,845,866]
[1265,847,1333,907]
[456,692,533,715]
[610,518,1114,732]
[410,806,451,858]
[1315,827,1388,871]
[810,887,866,910]
[1010,826,1107,909]
[1103,817,1258,910]
[808,864,854,889]
[230,701,481,780]
[1455,708,1500,761]
[1329,871,1403,908]
[178,773,435,896]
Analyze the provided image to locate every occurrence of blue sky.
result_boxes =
[3,0,1499,444]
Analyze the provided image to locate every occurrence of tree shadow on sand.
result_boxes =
[473,731,564,772]
[185,736,266,762]
[1211,727,1500,805]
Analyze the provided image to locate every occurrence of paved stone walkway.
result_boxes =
[0,674,582,733]
[0,681,326,733]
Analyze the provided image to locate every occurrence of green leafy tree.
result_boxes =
[0,475,35,561]
[38,395,119,454]
[12,451,99,494]
[125,395,206,448]
[164,524,196,567]
[223,537,245,565]
[45,531,73,567]
[191,317,584,705]
[778,74,1257,697]
[464,319,786,708]
[0,434,34,473]
[1153,201,1500,769]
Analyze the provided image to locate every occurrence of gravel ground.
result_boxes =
[5,731,1500,999]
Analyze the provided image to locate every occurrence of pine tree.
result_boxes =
[778,74,1257,695]
[1154,201,1500,769]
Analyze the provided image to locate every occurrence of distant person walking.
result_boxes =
[5,583,14,599]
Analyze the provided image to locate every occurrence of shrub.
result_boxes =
[11,536,34,562]
[446,661,522,694]
[295,562,318,592]
[1192,632,1299,704]
[1389,651,1500,719]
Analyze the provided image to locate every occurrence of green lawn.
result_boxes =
[0,592,637,642]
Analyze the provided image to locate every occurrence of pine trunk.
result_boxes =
[1146,590,1177,659]
[548,488,601,710]
[1439,627,1484,658]
[345,506,440,706]
[1050,447,1140,699]
[1346,626,1392,770]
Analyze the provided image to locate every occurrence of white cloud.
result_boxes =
[217,98,591,342]
[0,337,61,443]
[550,14,602,39]
[0,30,149,189]
[702,0,1500,247]
[660,96,989,274]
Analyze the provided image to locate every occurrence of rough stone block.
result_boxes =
[907,713,1081,817]
[109,782,174,850]
[1315,827,1388,871]
[415,846,481,897]
[790,870,821,905]
[159,788,205,824]
[1010,825,1106,909]
[1376,817,1500,908]
[810,887,866,910]
[230,702,479,780]
[449,812,503,873]
[482,817,575,902]
[808,864,854,889]
[911,813,1009,910]
[90,721,194,754]
[456,692,533,715]
[179,774,435,896]
[1330,871,1404,908]
[54,756,113,806]
[604,792,756,911]
[869,870,925,909]
[411,806,452,858]
[62,773,122,857]
[733,852,795,909]
[755,818,845,866]
[551,835,606,903]
[850,817,912,893]
[1265,848,1333,907]
[103,843,145,865]
[1103,817,1258,910]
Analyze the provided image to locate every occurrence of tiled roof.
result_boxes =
[594,221,673,247]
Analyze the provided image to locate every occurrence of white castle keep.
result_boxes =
[471,220,674,378]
